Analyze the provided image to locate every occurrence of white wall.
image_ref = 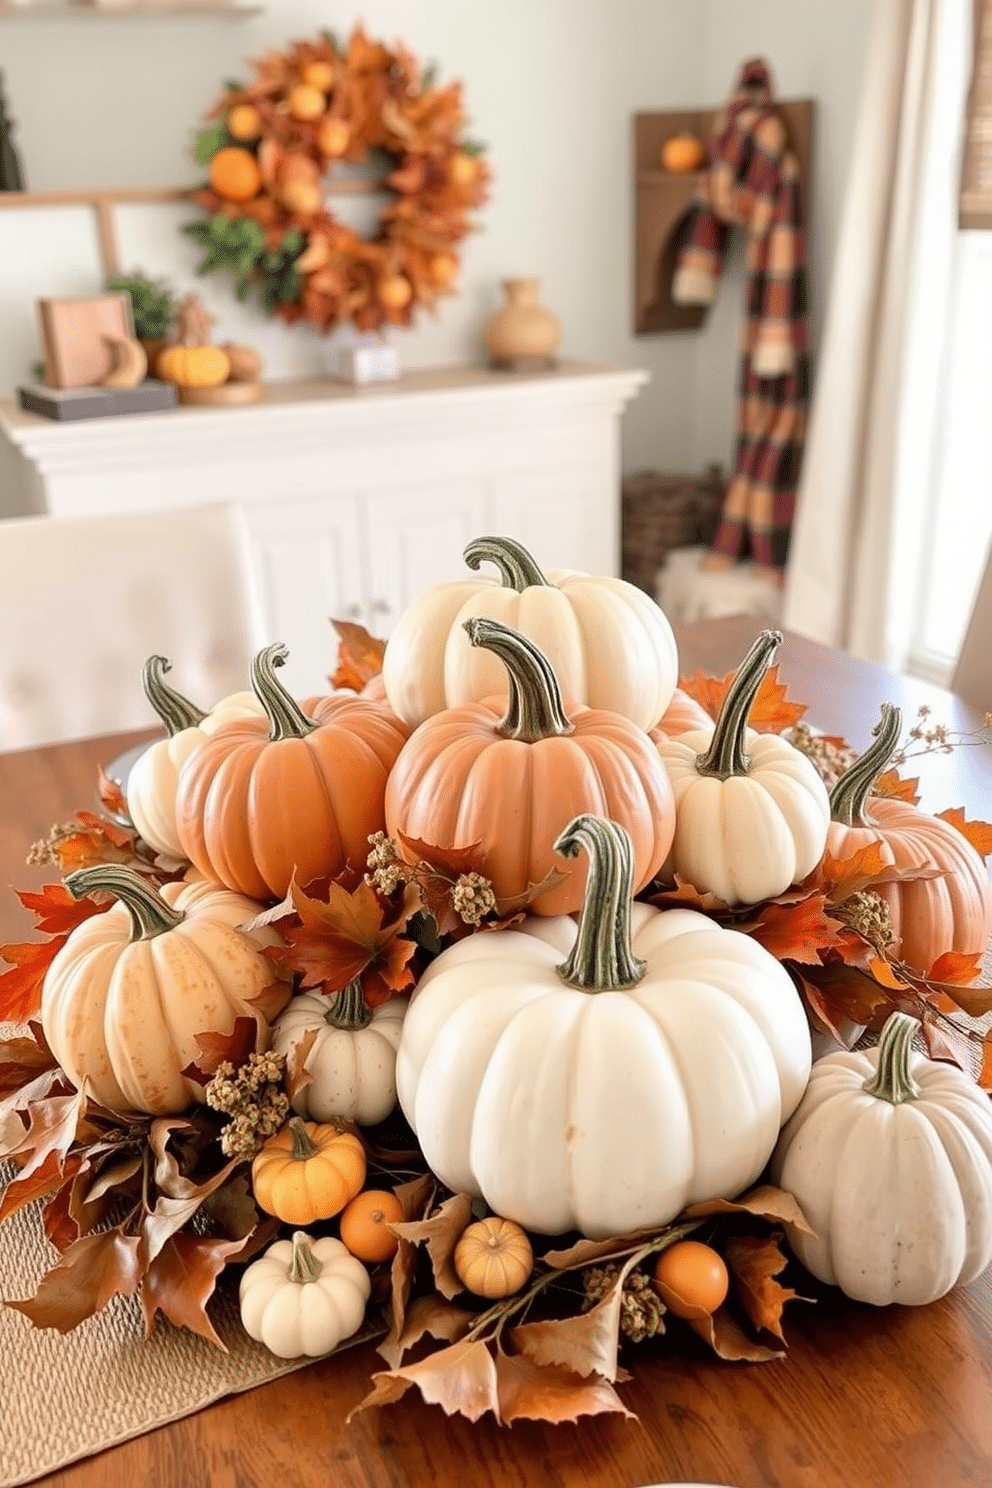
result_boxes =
[0,1,872,474]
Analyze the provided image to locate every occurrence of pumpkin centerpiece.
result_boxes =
[176,642,409,901]
[126,654,264,860]
[381,535,680,731]
[395,814,812,1238]
[385,618,676,916]
[655,629,831,905]
[40,865,288,1115]
[771,1011,992,1305]
[826,703,992,972]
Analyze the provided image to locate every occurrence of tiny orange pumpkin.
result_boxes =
[339,1189,404,1263]
[252,1117,367,1225]
[453,1216,533,1298]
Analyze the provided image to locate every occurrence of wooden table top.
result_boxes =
[3,614,991,1488]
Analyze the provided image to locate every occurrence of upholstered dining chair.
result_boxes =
[951,538,992,717]
[0,503,269,750]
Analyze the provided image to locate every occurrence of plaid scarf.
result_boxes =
[673,58,810,570]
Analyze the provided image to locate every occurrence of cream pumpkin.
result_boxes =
[126,654,264,859]
[271,983,406,1126]
[41,865,287,1115]
[239,1230,370,1359]
[396,815,811,1238]
[381,535,679,731]
[771,1012,992,1305]
[655,630,831,904]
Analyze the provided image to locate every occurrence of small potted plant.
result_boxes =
[105,270,178,377]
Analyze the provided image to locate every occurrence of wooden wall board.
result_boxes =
[633,98,815,334]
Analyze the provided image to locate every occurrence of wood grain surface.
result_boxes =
[3,617,991,1488]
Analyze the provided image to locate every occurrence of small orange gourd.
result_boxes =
[209,145,262,201]
[157,344,230,389]
[252,1118,366,1225]
[339,1189,404,1263]
[653,1240,729,1318]
[453,1216,533,1298]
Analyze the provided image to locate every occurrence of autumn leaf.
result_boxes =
[795,961,901,1033]
[510,1281,627,1381]
[383,1172,437,1344]
[284,1025,319,1102]
[377,1292,474,1369]
[45,810,147,876]
[867,956,912,992]
[15,882,111,936]
[937,808,992,859]
[6,1228,145,1332]
[927,950,985,986]
[353,1337,502,1423]
[688,1305,785,1362]
[979,1033,992,1091]
[647,876,731,915]
[391,1191,474,1300]
[684,1184,816,1237]
[0,1024,57,1098]
[180,1016,259,1089]
[141,1233,252,1348]
[96,767,131,822]
[921,1015,976,1073]
[4,1086,88,1185]
[267,876,420,1006]
[724,1232,802,1342]
[741,894,848,965]
[0,938,68,1023]
[330,618,387,691]
[873,769,920,804]
[0,1149,82,1226]
[494,1352,635,1424]
[678,663,807,732]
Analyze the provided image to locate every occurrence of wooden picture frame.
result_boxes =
[37,292,135,388]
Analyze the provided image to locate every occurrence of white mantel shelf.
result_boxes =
[0,359,648,696]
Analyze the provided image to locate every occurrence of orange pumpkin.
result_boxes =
[339,1188,403,1263]
[209,145,262,201]
[652,686,712,739]
[826,703,992,972]
[252,1118,366,1224]
[157,344,230,389]
[176,642,409,901]
[661,134,707,173]
[384,618,676,915]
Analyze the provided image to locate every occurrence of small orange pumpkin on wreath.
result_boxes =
[183,25,490,335]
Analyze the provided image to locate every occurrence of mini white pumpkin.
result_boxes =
[655,629,830,905]
[381,534,679,732]
[396,814,812,1239]
[127,654,264,858]
[239,1230,370,1358]
[771,1011,992,1305]
[271,982,407,1126]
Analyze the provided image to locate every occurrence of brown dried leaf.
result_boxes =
[494,865,569,918]
[937,808,992,859]
[741,894,848,965]
[925,977,992,1019]
[6,1228,144,1332]
[391,1191,474,1300]
[683,1184,816,1237]
[798,960,904,1032]
[330,619,387,692]
[141,1233,249,1347]
[180,1017,259,1088]
[494,1352,635,1424]
[0,937,70,1023]
[351,1337,501,1423]
[4,1086,88,1184]
[724,1232,800,1341]
[0,1024,57,1098]
[979,1033,992,1091]
[510,1284,624,1381]
[377,1292,474,1369]
[688,1304,784,1362]
[267,876,419,1007]
[96,767,131,822]
[647,876,731,914]
[385,1172,436,1342]
[921,1015,975,1072]
[0,1149,81,1226]
[284,1026,319,1101]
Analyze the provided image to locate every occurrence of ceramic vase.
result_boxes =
[483,278,561,367]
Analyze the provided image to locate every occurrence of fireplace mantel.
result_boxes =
[0,360,647,696]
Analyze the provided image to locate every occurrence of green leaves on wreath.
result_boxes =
[192,120,233,165]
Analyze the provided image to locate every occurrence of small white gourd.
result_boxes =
[771,1011,992,1305]
[271,982,406,1126]
[239,1231,370,1358]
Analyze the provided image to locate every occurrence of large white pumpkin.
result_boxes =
[127,654,263,858]
[771,1011,992,1305]
[381,535,679,731]
[271,984,407,1126]
[396,815,811,1238]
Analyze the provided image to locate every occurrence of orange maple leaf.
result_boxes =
[741,895,848,965]
[267,876,420,1007]
[980,1033,992,1092]
[0,938,70,1023]
[677,663,807,733]
[927,950,985,986]
[329,619,387,692]
[15,883,109,937]
[873,769,920,804]
[937,808,992,860]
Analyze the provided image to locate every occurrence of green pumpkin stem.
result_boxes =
[142,655,207,736]
[555,815,646,991]
[462,535,551,591]
[251,643,317,742]
[694,629,782,779]
[325,978,374,1031]
[288,1115,321,1161]
[289,1230,324,1285]
[462,617,574,742]
[64,864,184,939]
[862,1011,921,1103]
[829,703,902,827]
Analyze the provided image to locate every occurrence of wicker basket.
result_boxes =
[621,464,725,594]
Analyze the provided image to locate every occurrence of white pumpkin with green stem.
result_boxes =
[655,629,831,905]
[381,534,680,731]
[395,814,812,1239]
[271,981,407,1126]
[771,1011,992,1305]
[239,1230,370,1359]
[40,864,286,1115]
[126,655,263,858]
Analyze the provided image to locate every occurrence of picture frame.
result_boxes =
[37,292,135,389]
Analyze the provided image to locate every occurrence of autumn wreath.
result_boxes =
[183,25,490,334]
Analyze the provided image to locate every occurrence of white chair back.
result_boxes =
[952,539,992,716]
[0,503,268,750]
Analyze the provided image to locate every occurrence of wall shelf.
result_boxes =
[633,100,814,334]
[0,3,262,17]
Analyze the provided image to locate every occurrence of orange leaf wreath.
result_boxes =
[184,25,490,334]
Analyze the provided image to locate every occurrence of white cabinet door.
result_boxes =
[363,480,488,635]
[490,458,618,577]
[246,493,367,698]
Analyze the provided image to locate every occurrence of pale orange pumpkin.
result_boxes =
[157,344,230,389]
[652,686,712,738]
[826,703,992,973]
[384,618,676,915]
[252,1118,367,1225]
[453,1216,533,1298]
[176,642,409,901]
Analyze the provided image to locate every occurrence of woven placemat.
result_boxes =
[0,1159,377,1488]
